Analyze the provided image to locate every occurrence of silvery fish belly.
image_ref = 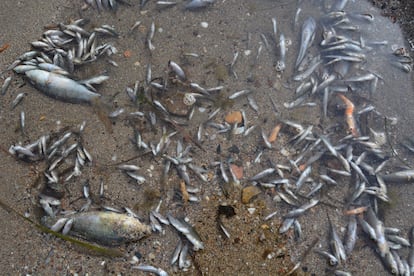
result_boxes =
[25,69,101,103]
[296,17,316,67]
[43,211,152,246]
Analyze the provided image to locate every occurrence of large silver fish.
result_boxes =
[296,17,316,67]
[43,211,152,246]
[25,69,101,103]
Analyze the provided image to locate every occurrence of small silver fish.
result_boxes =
[314,249,338,266]
[344,215,357,255]
[132,265,168,276]
[283,198,319,218]
[296,17,316,67]
[276,33,286,72]
[185,0,215,9]
[167,214,204,250]
[328,214,347,263]
[147,21,156,51]
[168,61,186,80]
[1,76,12,95]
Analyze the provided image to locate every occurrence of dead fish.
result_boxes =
[132,265,168,276]
[1,76,12,95]
[185,0,215,9]
[296,17,316,67]
[168,60,186,80]
[380,169,414,183]
[79,75,110,85]
[85,0,126,11]
[177,242,191,269]
[147,21,156,51]
[171,240,183,265]
[386,234,411,247]
[279,217,295,234]
[37,63,70,76]
[249,168,276,181]
[25,69,100,103]
[283,198,319,218]
[296,165,311,191]
[293,56,322,81]
[328,214,347,263]
[314,249,339,266]
[156,1,177,9]
[9,144,36,158]
[276,33,286,72]
[13,65,38,74]
[383,251,399,275]
[11,92,27,109]
[167,214,204,250]
[344,215,357,255]
[43,211,151,246]
[366,207,389,258]
[20,111,25,135]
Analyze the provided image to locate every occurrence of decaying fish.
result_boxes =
[185,0,215,9]
[6,1,414,275]
[132,264,168,276]
[167,213,204,250]
[25,69,101,103]
[1,76,12,95]
[381,169,414,183]
[43,211,151,245]
[296,17,316,67]
[84,0,129,11]
[328,214,347,264]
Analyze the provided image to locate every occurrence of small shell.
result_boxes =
[183,93,196,106]
[285,38,292,46]
[200,22,209,28]
[276,61,285,72]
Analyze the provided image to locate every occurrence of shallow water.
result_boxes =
[0,0,413,275]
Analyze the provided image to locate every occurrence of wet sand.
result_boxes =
[0,1,413,275]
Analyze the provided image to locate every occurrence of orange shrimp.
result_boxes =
[0,43,10,53]
[337,94,359,137]
[344,206,368,215]
[268,123,282,143]
[180,180,189,203]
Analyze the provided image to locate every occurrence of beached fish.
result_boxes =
[296,17,316,67]
[185,0,215,9]
[328,214,347,263]
[167,214,204,250]
[25,69,100,103]
[43,211,151,246]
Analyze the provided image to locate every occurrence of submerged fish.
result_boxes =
[296,17,316,67]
